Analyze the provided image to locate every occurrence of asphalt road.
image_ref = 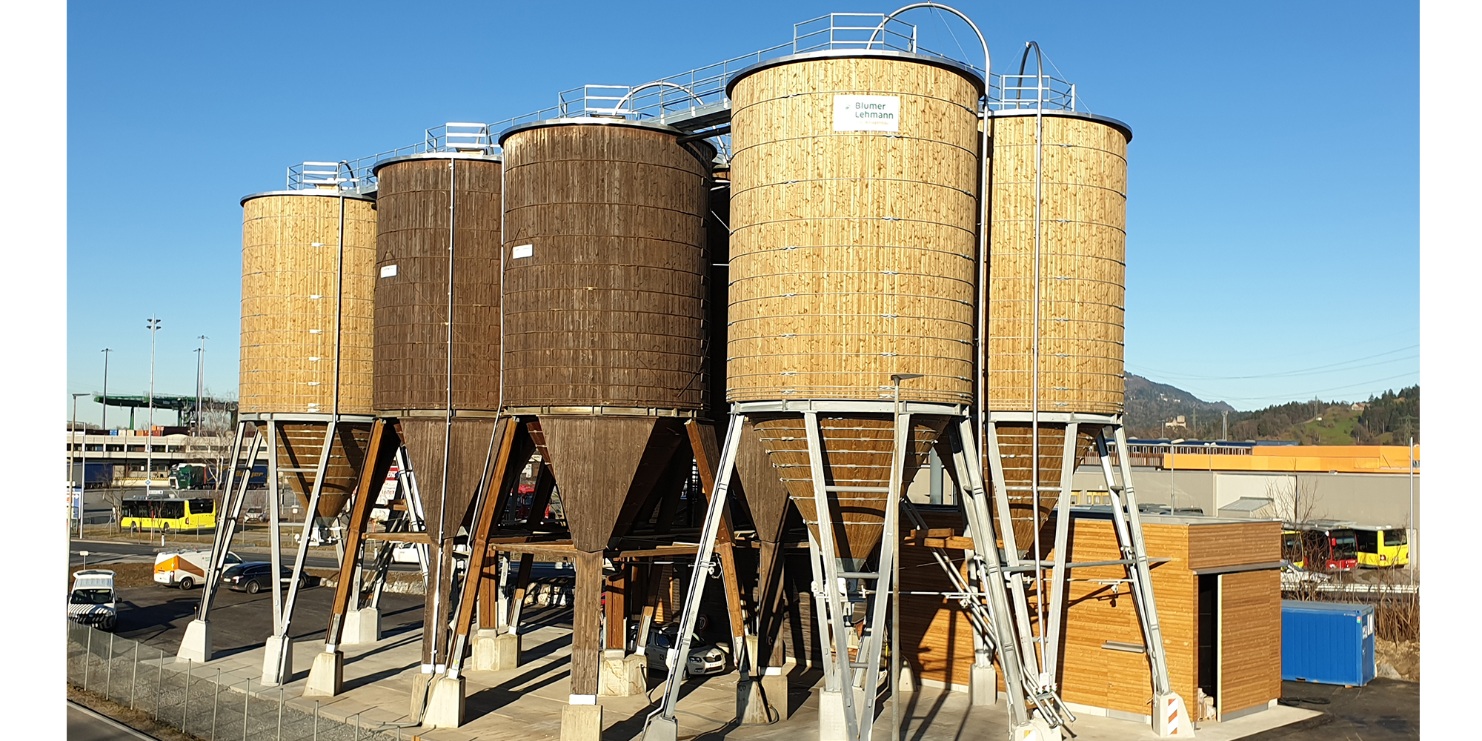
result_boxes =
[68,701,157,741]
[1247,679,1421,740]
[68,537,418,573]
[110,575,428,657]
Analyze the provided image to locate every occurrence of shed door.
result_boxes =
[1218,570,1282,718]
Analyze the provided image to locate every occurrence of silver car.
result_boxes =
[644,625,730,676]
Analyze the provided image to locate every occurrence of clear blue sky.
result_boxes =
[57,1,1421,426]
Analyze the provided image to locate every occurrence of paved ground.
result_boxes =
[109,609,1368,741]
[1245,679,1420,740]
[70,531,1420,740]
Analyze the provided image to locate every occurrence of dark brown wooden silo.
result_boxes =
[370,152,505,671]
[371,153,504,547]
[497,117,713,703]
[498,118,713,553]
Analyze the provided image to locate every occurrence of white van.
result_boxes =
[68,569,117,631]
[154,549,242,589]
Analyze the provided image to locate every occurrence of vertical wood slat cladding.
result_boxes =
[372,156,503,412]
[240,193,376,415]
[1218,569,1281,717]
[751,414,944,565]
[726,55,983,405]
[736,417,794,544]
[255,420,372,518]
[986,423,1096,554]
[534,416,686,552]
[500,122,710,410]
[706,171,730,421]
[396,416,502,546]
[985,113,1130,414]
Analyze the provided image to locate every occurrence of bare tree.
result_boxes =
[187,389,238,495]
[1269,475,1327,586]
[1268,475,1323,526]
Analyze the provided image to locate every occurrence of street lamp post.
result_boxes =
[1409,436,1416,587]
[71,392,87,537]
[194,335,208,436]
[146,316,162,496]
[100,348,112,432]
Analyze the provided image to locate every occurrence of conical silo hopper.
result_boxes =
[982,110,1132,554]
[239,188,378,518]
[726,50,984,569]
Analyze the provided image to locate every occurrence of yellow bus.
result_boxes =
[120,496,218,532]
[1351,524,1409,568]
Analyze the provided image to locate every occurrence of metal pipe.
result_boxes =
[1020,40,1048,678]
[870,2,991,473]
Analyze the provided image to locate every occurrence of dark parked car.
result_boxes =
[221,562,307,594]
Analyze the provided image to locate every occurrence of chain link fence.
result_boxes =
[67,622,408,741]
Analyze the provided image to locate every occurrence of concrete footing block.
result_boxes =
[261,634,293,687]
[343,607,381,645]
[1012,716,1060,741]
[1152,691,1195,737]
[472,630,521,672]
[176,619,213,664]
[737,678,771,725]
[421,675,467,729]
[898,661,917,693]
[763,668,791,720]
[970,663,998,707]
[818,689,846,741]
[304,651,343,697]
[640,714,678,741]
[598,650,646,696]
[560,702,603,741]
[410,672,434,720]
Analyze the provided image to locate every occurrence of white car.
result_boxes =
[69,569,117,631]
[644,625,730,677]
[1280,560,1332,590]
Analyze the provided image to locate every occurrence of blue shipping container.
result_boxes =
[1281,600,1376,686]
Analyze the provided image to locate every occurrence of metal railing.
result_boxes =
[990,71,1079,112]
[271,12,994,186]
[67,621,407,741]
[271,12,1100,192]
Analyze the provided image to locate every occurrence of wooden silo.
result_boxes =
[239,189,378,519]
[726,50,982,570]
[180,186,380,684]
[982,110,1132,554]
[703,50,1001,737]
[369,151,505,674]
[497,117,714,713]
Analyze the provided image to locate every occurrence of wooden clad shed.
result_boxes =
[899,511,1283,724]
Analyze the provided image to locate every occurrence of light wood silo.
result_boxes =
[982,110,1132,551]
[725,50,984,568]
[497,117,714,703]
[239,189,378,518]
[370,151,504,671]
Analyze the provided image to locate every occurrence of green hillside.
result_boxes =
[1124,377,1418,444]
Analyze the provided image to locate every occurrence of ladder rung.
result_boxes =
[837,571,881,579]
[825,486,890,493]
